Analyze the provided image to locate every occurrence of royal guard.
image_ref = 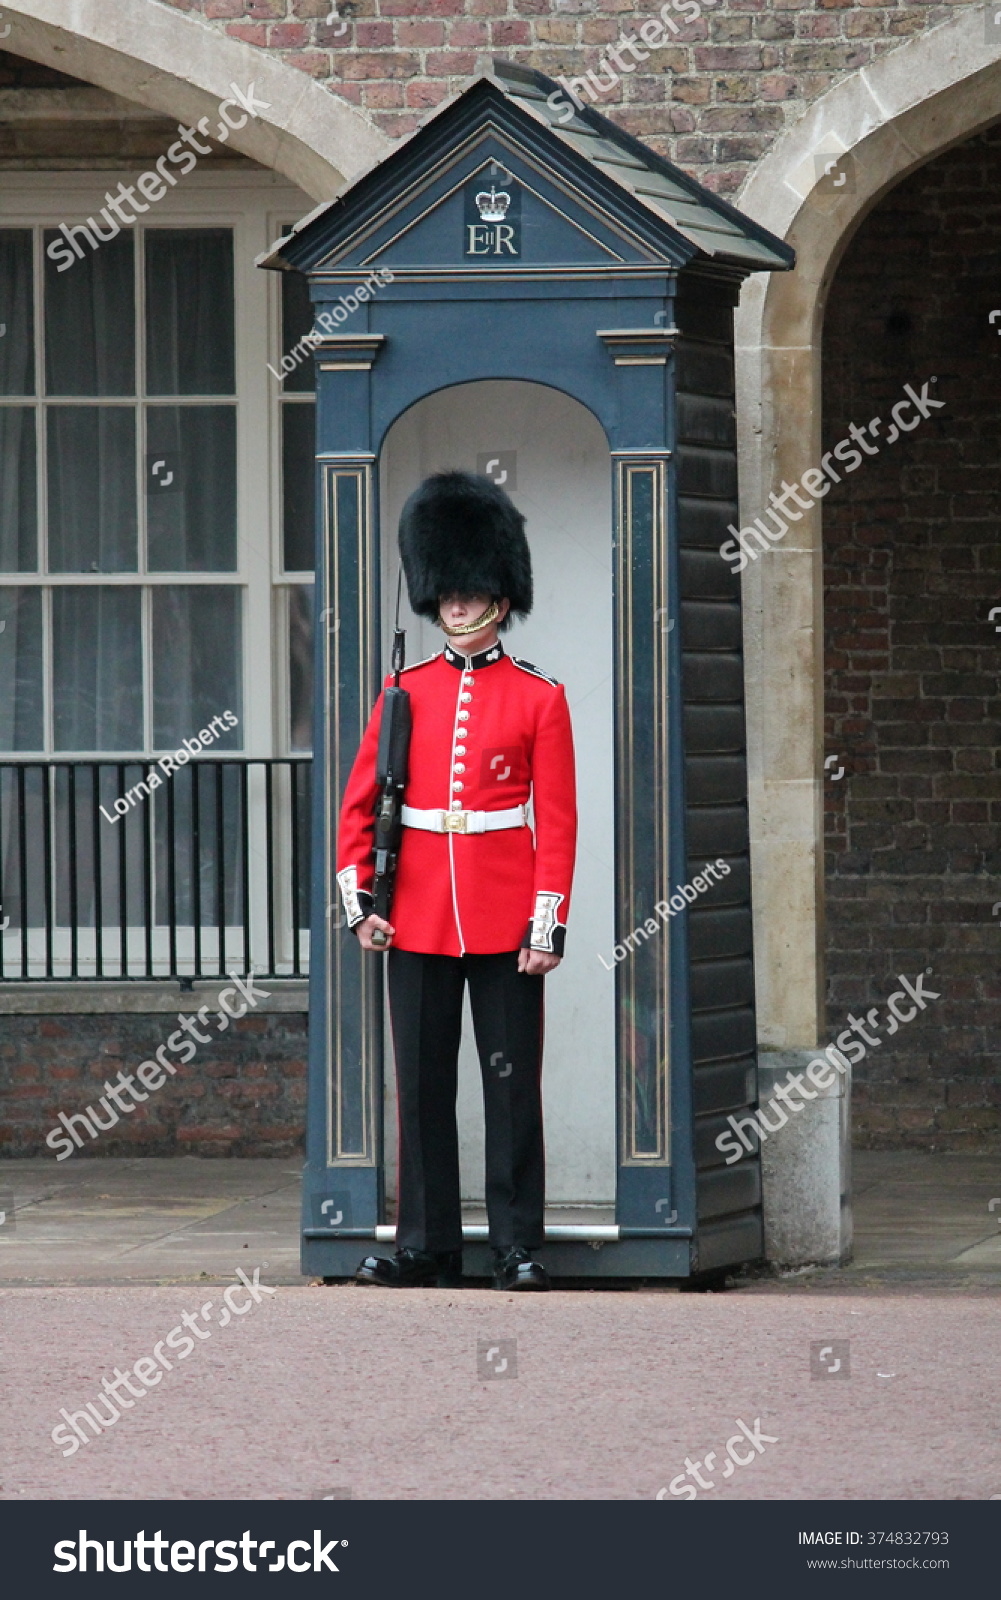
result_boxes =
[336,471,577,1291]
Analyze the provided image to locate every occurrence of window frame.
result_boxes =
[0,170,314,760]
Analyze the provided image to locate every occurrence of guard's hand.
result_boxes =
[357,914,395,951]
[518,948,561,976]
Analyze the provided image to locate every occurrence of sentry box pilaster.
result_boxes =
[260,62,793,1282]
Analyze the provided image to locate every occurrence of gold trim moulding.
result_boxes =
[314,332,386,366]
[597,328,678,364]
[317,268,676,285]
[609,448,673,457]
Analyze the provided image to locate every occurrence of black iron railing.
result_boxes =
[0,758,312,980]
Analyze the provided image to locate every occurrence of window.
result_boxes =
[0,223,242,753]
[0,176,316,977]
[0,179,317,759]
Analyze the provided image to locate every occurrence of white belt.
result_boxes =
[401,804,528,835]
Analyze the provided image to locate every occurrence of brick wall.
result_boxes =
[157,0,970,194]
[0,1010,308,1157]
[822,123,1001,1149]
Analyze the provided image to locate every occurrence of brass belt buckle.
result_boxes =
[443,810,467,833]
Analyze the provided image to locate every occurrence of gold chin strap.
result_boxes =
[437,601,500,637]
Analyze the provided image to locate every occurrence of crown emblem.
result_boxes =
[475,186,511,222]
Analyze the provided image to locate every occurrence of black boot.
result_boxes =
[493,1246,549,1292]
[355,1247,463,1288]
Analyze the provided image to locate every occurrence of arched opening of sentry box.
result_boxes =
[379,378,616,1216]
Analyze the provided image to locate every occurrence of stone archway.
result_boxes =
[731,8,1001,1052]
[0,0,390,197]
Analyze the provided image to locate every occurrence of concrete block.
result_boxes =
[757,1048,852,1267]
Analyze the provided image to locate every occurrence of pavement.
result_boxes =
[1,1151,1000,1500]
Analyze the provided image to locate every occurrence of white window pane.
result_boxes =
[281,401,314,571]
[43,228,135,397]
[0,229,35,396]
[145,229,235,396]
[280,267,315,394]
[150,585,242,750]
[0,407,38,571]
[0,586,43,749]
[52,586,142,750]
[47,406,138,573]
[146,404,236,571]
[288,582,313,752]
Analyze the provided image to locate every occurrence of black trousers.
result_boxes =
[387,948,545,1253]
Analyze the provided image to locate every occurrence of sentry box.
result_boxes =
[260,62,793,1283]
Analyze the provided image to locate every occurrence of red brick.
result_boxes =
[397,19,447,44]
[424,50,477,74]
[406,80,451,107]
[338,50,420,78]
[224,21,271,43]
[490,19,531,45]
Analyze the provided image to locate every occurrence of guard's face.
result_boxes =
[439,593,495,630]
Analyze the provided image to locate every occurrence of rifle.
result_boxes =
[369,572,411,948]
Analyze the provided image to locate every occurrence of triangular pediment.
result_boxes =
[262,65,792,281]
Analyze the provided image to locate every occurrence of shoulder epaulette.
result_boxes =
[512,657,560,688]
[398,651,442,676]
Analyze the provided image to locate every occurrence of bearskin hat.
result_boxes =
[398,470,532,631]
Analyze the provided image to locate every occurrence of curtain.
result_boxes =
[281,401,315,572]
[145,229,234,396]
[43,229,134,397]
[288,582,313,752]
[151,585,242,750]
[52,586,142,751]
[47,406,137,572]
[146,404,236,571]
[0,586,43,750]
[0,230,35,397]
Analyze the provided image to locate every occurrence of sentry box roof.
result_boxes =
[259,60,794,282]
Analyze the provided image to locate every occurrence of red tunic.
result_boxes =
[336,639,577,956]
